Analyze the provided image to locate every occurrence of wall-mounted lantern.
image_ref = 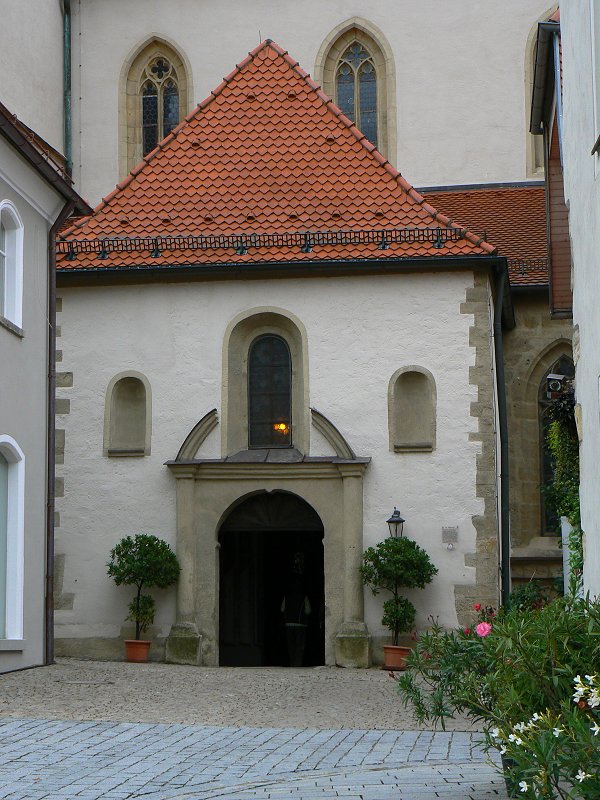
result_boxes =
[386,507,405,538]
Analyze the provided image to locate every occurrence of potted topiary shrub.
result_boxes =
[107,533,180,662]
[360,535,437,670]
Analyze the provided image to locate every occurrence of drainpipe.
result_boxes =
[493,263,511,606]
[63,0,73,176]
[46,200,75,665]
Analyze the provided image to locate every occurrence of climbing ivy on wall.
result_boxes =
[544,384,583,582]
[544,384,580,527]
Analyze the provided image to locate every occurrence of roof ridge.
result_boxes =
[61,40,495,253]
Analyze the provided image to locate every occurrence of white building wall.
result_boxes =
[55,271,483,646]
[0,137,65,671]
[72,0,552,205]
[561,2,600,596]
[0,0,64,151]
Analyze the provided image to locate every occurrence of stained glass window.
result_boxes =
[140,57,180,156]
[248,335,292,448]
[336,42,378,147]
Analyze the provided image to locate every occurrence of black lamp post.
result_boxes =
[386,507,405,538]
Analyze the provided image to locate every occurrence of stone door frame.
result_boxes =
[166,460,370,667]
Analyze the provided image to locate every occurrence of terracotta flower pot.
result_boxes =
[383,644,412,671]
[124,639,151,663]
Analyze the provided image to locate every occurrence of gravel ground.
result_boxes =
[0,658,478,731]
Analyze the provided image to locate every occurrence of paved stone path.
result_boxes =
[0,661,507,799]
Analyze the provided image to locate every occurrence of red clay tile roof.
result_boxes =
[421,186,548,286]
[57,40,496,271]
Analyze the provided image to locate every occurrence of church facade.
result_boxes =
[0,0,576,666]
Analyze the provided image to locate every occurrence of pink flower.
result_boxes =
[464,627,472,635]
[475,622,492,637]
[474,603,481,611]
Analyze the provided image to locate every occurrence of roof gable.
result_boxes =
[58,41,495,270]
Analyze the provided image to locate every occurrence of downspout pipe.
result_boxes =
[493,262,512,607]
[63,0,73,176]
[46,200,76,665]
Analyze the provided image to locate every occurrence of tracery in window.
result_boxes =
[336,42,378,147]
[141,57,180,156]
[315,20,395,161]
[248,335,292,448]
[119,39,190,177]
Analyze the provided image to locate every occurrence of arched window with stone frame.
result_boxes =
[247,334,293,449]
[119,39,191,178]
[315,20,396,161]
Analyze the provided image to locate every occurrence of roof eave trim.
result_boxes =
[57,254,505,287]
[0,107,91,216]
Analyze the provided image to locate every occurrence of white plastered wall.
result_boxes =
[55,270,484,645]
[0,0,64,151]
[0,137,64,671]
[72,0,551,204]
[561,2,600,597]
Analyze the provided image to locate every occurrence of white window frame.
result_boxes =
[0,435,25,641]
[0,201,24,329]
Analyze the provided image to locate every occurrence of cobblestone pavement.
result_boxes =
[0,661,507,799]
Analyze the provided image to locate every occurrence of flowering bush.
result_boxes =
[396,594,600,796]
[488,676,600,798]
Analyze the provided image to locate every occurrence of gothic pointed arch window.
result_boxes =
[336,42,378,147]
[315,22,396,161]
[119,39,190,177]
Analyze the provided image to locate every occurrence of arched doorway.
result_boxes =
[219,491,325,667]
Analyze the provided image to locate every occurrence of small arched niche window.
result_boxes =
[0,201,24,329]
[539,354,574,534]
[104,372,152,457]
[248,335,292,448]
[336,41,378,147]
[388,367,437,453]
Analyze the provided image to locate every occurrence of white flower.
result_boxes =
[574,675,584,686]
[573,687,586,702]
[591,722,600,736]
[585,674,596,684]
[514,722,527,733]
[519,780,529,792]
[499,745,507,755]
[575,769,591,783]
[530,713,541,723]
[588,689,600,708]
[490,727,501,740]
[552,727,563,737]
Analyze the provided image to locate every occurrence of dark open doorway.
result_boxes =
[219,492,325,667]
